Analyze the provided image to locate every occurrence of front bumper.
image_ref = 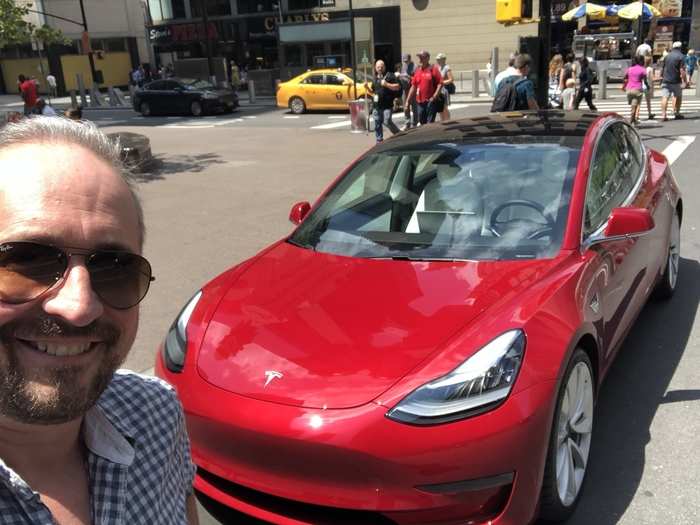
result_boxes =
[157,353,556,525]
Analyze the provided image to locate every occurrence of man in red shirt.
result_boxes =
[403,50,443,125]
[18,74,38,115]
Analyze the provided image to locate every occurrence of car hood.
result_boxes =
[196,242,558,409]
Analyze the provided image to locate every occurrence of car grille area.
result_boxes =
[197,467,400,525]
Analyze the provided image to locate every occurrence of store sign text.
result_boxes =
[264,12,330,31]
[149,22,219,43]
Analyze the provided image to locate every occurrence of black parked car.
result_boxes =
[133,78,239,117]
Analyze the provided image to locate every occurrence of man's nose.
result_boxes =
[42,261,104,327]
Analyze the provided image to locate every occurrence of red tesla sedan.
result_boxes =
[156,111,682,525]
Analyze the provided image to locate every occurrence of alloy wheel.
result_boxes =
[140,101,151,116]
[290,97,306,114]
[555,361,594,507]
[191,101,203,116]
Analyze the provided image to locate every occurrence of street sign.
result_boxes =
[361,50,369,65]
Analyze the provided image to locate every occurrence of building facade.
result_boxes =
[1,0,150,95]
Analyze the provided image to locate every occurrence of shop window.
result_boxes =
[306,43,325,67]
[237,0,274,14]
[104,38,127,52]
[90,40,104,51]
[172,0,187,18]
[285,45,303,67]
[192,0,232,16]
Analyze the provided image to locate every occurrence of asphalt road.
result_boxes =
[90,103,700,525]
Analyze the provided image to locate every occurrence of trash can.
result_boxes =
[349,98,372,133]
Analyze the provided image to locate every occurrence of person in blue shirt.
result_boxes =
[684,49,697,88]
[513,54,539,110]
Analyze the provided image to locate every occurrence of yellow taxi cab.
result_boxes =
[276,68,368,114]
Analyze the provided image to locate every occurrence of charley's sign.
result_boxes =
[264,12,330,31]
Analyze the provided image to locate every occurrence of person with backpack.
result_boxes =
[403,50,443,125]
[365,59,401,143]
[490,53,539,112]
[573,57,597,111]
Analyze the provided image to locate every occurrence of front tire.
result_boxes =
[653,211,680,300]
[190,100,203,116]
[139,101,151,117]
[289,96,306,114]
[539,349,594,522]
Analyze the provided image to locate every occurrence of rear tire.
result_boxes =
[289,96,306,114]
[190,100,203,116]
[139,101,151,117]
[539,349,594,522]
[652,212,680,300]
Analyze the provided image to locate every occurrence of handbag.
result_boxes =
[446,83,456,95]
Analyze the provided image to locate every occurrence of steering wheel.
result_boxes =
[489,199,555,240]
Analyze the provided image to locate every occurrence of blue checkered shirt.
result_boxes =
[0,370,196,524]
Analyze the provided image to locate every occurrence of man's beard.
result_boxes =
[0,315,123,425]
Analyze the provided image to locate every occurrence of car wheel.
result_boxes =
[190,101,203,117]
[539,349,594,522]
[289,96,306,114]
[652,211,680,300]
[139,101,151,117]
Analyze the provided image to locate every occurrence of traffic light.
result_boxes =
[496,0,532,24]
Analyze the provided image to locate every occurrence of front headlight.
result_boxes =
[163,290,202,373]
[202,91,219,99]
[387,330,525,425]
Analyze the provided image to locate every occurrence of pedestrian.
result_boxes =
[622,55,647,126]
[493,52,520,94]
[0,117,198,523]
[559,53,577,91]
[17,74,38,116]
[436,52,455,121]
[643,55,656,120]
[561,78,576,110]
[398,53,417,130]
[660,41,687,121]
[636,39,653,58]
[548,54,564,108]
[684,49,696,87]
[34,98,57,116]
[46,73,57,99]
[230,60,240,90]
[366,59,400,143]
[404,50,442,126]
[512,53,539,110]
[573,57,597,111]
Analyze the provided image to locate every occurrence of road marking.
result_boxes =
[662,136,695,165]
[243,115,257,119]
[284,115,300,119]
[163,124,215,129]
[328,116,347,119]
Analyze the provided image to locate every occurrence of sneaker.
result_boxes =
[674,113,685,120]
[401,123,411,131]
[647,114,656,120]
[661,116,669,122]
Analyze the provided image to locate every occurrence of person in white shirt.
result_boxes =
[636,39,653,58]
[46,73,57,98]
[493,53,520,94]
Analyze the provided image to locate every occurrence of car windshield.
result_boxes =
[289,138,581,261]
[182,79,215,90]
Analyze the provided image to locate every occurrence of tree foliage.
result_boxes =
[0,0,69,48]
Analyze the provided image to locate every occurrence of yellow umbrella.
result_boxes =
[616,2,662,20]
[562,3,609,21]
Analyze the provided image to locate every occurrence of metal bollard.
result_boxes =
[76,74,88,107]
[598,69,607,101]
[460,71,464,93]
[248,80,256,104]
[472,69,479,98]
[69,90,78,108]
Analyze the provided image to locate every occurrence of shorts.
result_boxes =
[626,89,643,106]
[660,83,682,98]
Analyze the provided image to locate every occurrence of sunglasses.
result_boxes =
[0,241,154,310]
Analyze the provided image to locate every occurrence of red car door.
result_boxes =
[582,122,652,363]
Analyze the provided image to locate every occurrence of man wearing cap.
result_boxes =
[399,53,417,130]
[660,41,688,121]
[404,50,443,125]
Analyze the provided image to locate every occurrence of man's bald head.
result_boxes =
[0,117,145,248]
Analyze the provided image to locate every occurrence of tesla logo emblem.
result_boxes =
[264,370,283,387]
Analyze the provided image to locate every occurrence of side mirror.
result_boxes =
[289,201,311,225]
[604,207,654,237]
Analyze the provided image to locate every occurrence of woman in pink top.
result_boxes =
[622,55,648,126]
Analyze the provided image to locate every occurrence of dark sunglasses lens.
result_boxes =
[0,242,65,303]
[87,251,152,309]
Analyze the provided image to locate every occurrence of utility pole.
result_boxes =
[349,0,357,100]
[537,0,551,108]
[78,0,99,84]
[637,0,645,44]
[199,0,216,84]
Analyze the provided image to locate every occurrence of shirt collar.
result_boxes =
[83,404,135,466]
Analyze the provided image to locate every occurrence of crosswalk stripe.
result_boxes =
[311,103,471,130]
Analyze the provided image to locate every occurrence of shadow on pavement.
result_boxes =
[549,256,700,525]
[133,153,226,182]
